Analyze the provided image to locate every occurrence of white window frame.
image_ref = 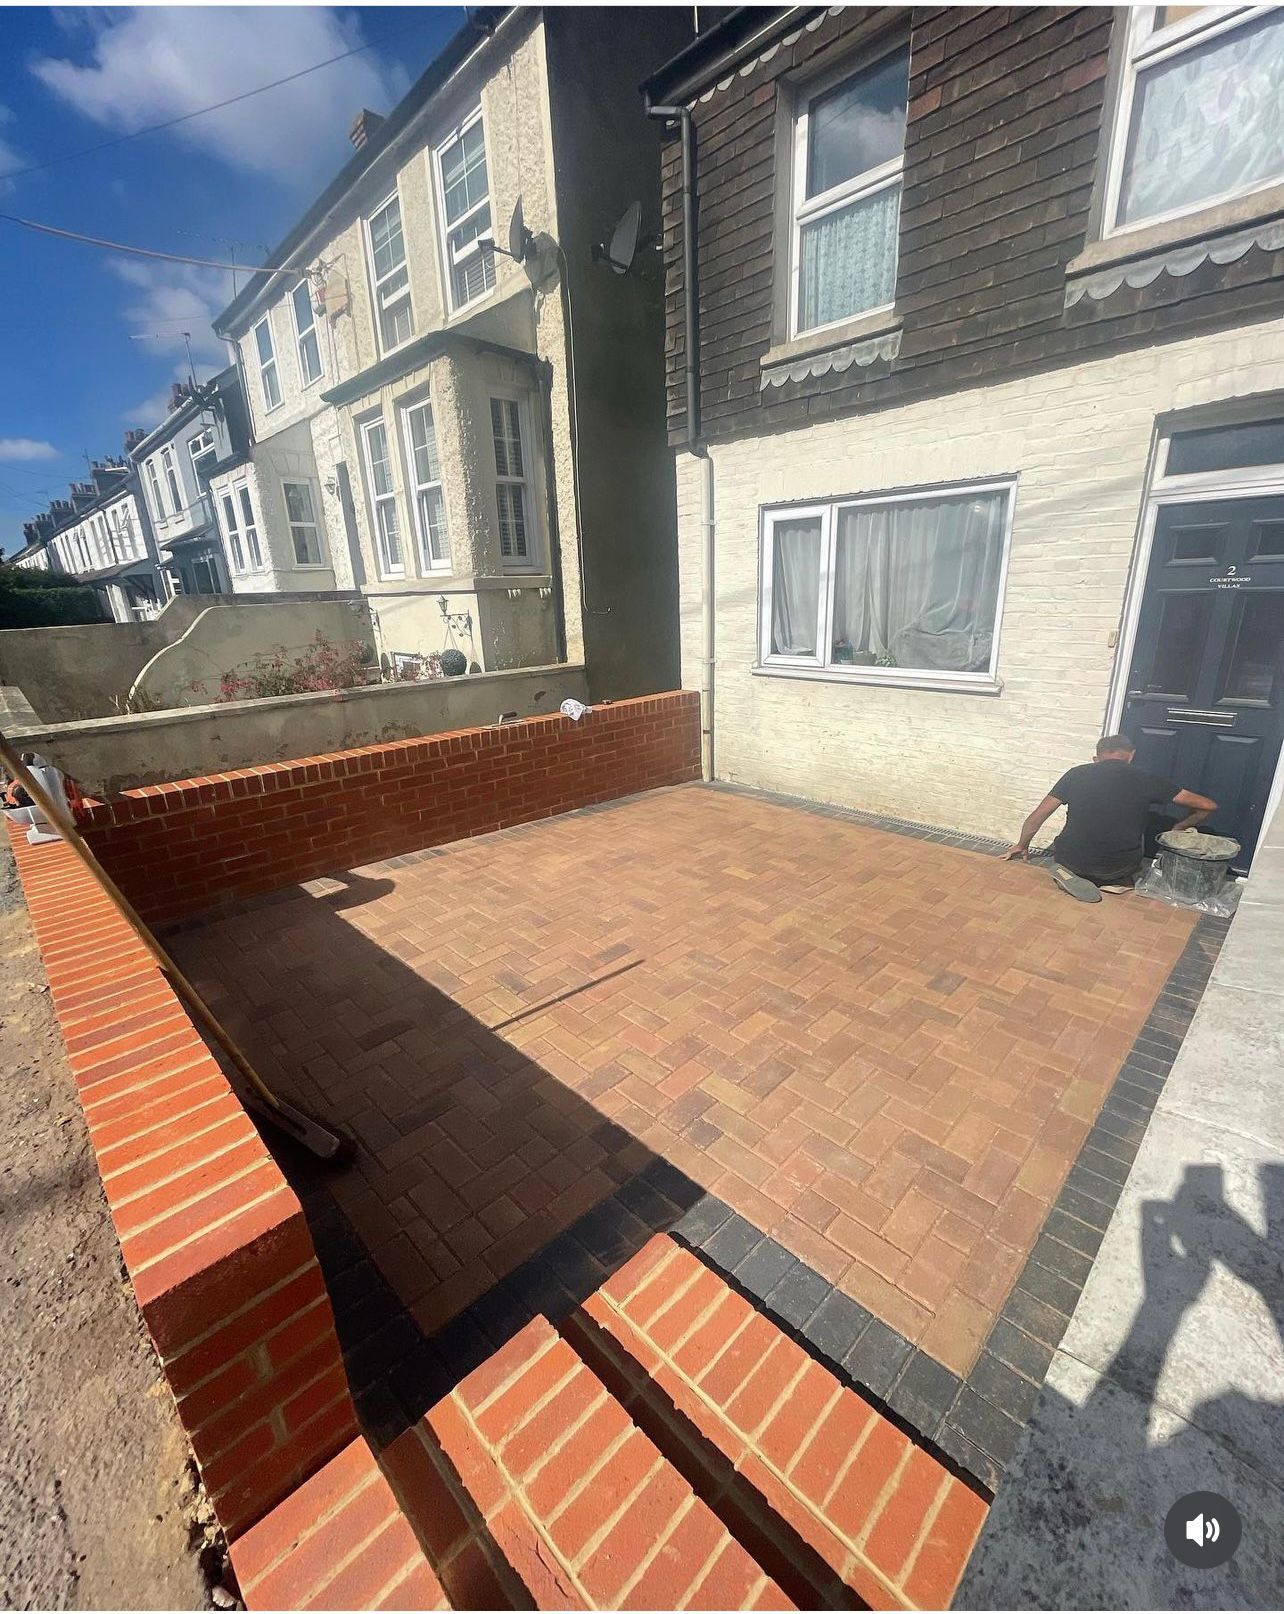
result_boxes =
[1103,5,1284,238]
[433,107,497,315]
[237,482,264,571]
[291,278,324,388]
[254,315,283,412]
[401,398,450,573]
[360,417,405,579]
[161,445,183,516]
[189,428,217,481]
[145,458,165,522]
[789,36,908,340]
[757,477,1018,690]
[281,478,326,569]
[489,392,539,574]
[365,190,415,356]
[219,490,247,575]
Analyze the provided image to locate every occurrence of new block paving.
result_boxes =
[172,784,1193,1395]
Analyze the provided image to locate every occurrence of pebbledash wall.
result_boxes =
[8,690,700,1554]
[679,316,1284,843]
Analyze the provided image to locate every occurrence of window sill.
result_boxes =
[1067,185,1284,285]
[752,663,1003,696]
[760,314,902,389]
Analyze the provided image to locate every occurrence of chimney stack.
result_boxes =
[349,109,385,151]
[123,428,147,455]
[168,380,194,412]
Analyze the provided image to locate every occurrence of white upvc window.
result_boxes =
[435,109,496,312]
[145,458,165,521]
[291,279,324,387]
[189,429,217,481]
[1104,6,1284,235]
[254,315,282,411]
[237,483,264,570]
[402,400,449,571]
[790,36,910,337]
[366,192,414,353]
[361,418,404,577]
[490,396,537,571]
[759,479,1016,688]
[161,445,183,515]
[219,491,246,574]
[283,480,324,567]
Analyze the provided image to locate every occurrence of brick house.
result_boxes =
[643,4,1284,868]
[209,6,691,697]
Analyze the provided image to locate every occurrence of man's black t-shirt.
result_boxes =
[1049,760,1179,879]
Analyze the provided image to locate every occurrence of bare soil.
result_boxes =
[0,843,213,1610]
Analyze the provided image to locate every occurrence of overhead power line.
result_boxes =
[0,21,420,183]
[0,210,274,274]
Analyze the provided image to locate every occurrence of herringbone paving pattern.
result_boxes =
[173,785,1193,1378]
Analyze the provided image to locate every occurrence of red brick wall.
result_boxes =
[79,691,701,927]
[8,825,358,1540]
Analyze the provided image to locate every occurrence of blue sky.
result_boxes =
[0,5,466,555]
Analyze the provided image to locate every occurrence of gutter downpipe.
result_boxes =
[647,99,714,782]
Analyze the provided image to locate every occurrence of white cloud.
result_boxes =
[0,439,60,462]
[109,255,232,370]
[31,7,410,186]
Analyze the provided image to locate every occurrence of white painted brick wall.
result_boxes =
[676,318,1284,843]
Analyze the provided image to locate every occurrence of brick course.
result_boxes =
[8,824,357,1540]
[77,692,701,927]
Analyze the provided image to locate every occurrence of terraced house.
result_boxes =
[210,5,689,695]
[647,3,1284,869]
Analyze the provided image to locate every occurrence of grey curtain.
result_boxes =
[831,492,1005,672]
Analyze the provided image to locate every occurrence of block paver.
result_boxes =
[172,785,1193,1378]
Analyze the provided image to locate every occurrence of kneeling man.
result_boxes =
[1003,734,1216,902]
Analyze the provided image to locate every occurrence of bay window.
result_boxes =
[361,418,403,577]
[490,397,534,569]
[238,484,264,570]
[791,37,909,336]
[367,193,414,352]
[761,482,1014,685]
[291,279,323,386]
[283,480,324,566]
[403,401,449,571]
[1107,6,1284,233]
[436,110,496,311]
[220,492,246,573]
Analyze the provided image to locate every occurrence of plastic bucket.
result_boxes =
[1155,833,1240,905]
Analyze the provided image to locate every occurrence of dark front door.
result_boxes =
[1123,496,1284,870]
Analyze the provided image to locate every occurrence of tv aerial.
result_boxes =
[484,197,537,265]
[592,200,643,275]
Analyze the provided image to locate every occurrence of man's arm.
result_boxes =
[1003,794,1063,860]
[1170,786,1217,833]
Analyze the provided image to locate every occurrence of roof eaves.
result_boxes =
[213,7,513,337]
[640,6,808,105]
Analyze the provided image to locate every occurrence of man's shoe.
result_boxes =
[1051,866,1102,903]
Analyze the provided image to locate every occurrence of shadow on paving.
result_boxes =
[176,868,708,1449]
[957,1162,1284,1609]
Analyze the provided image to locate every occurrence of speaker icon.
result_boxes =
[1185,1512,1220,1547]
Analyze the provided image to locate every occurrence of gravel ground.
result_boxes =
[0,842,215,1610]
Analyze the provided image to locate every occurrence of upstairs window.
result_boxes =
[367,193,414,352]
[436,110,496,311]
[1108,6,1284,232]
[220,492,246,573]
[189,429,217,481]
[791,38,909,336]
[161,445,183,515]
[283,480,324,566]
[490,396,534,569]
[760,481,1014,687]
[254,316,282,411]
[361,418,403,577]
[291,279,323,386]
[145,458,165,521]
[403,401,449,571]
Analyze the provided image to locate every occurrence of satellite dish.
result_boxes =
[593,201,643,275]
[508,197,536,264]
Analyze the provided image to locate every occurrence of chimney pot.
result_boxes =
[349,108,385,151]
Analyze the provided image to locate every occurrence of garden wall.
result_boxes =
[10,663,589,796]
[78,690,702,928]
